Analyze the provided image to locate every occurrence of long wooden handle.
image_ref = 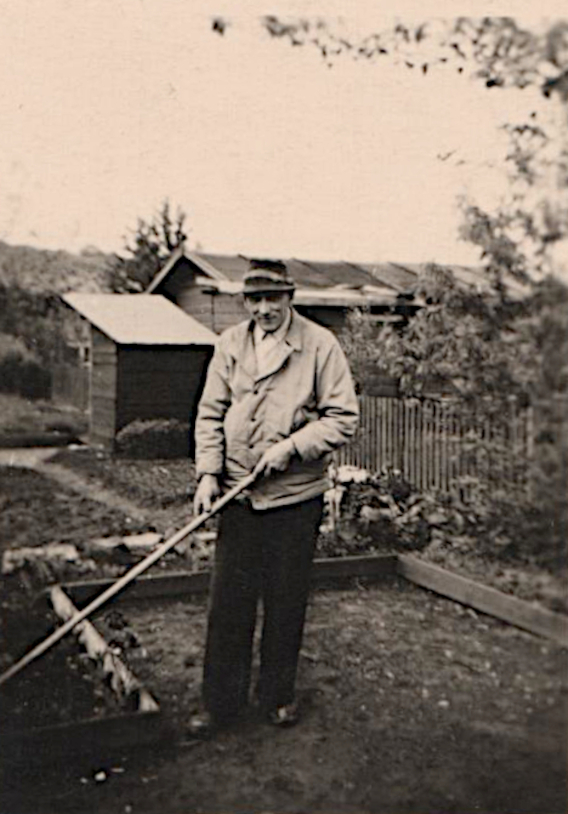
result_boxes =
[0,472,257,688]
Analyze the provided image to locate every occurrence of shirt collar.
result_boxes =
[254,307,292,345]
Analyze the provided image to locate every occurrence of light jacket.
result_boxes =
[195,309,359,509]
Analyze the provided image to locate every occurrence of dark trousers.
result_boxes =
[202,496,323,720]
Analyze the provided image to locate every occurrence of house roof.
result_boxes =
[197,278,399,307]
[147,252,406,310]
[146,250,528,302]
[364,261,529,298]
[62,293,217,345]
[358,263,422,291]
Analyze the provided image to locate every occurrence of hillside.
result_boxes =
[0,240,113,295]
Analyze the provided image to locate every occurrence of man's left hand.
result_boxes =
[253,438,295,478]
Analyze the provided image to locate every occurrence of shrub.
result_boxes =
[0,335,51,400]
[115,418,191,459]
[325,466,567,571]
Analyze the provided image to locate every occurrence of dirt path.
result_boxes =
[0,447,149,526]
[4,579,566,814]
[0,448,59,468]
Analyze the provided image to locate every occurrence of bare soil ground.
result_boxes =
[0,449,566,814]
[0,625,122,731]
[2,579,566,814]
[0,461,199,586]
[48,447,198,536]
[0,464,151,555]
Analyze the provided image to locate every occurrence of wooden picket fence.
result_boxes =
[334,395,533,494]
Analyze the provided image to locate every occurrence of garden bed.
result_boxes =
[0,464,187,587]
[0,466,150,557]
[49,447,197,511]
[0,588,162,776]
[0,622,122,732]
[46,448,567,616]
[3,577,563,814]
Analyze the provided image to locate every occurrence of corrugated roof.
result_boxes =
[359,263,420,291]
[197,253,250,282]
[198,279,398,306]
[63,293,217,345]
[399,262,529,298]
[162,252,388,290]
[148,250,529,301]
[294,260,378,288]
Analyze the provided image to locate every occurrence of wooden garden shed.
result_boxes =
[145,249,409,335]
[146,249,528,339]
[61,293,216,448]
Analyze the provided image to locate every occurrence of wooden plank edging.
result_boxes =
[50,585,159,712]
[397,554,568,648]
[57,553,567,648]
[61,555,399,606]
[0,708,166,769]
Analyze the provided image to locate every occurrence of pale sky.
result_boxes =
[0,0,566,268]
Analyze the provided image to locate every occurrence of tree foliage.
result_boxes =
[108,200,188,293]
[255,13,568,563]
[258,16,568,96]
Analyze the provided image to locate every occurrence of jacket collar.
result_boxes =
[284,309,303,352]
[228,308,303,381]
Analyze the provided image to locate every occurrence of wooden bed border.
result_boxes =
[397,555,568,648]
[2,552,566,768]
[60,553,568,648]
[0,589,165,769]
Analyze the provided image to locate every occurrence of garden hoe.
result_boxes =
[0,471,257,689]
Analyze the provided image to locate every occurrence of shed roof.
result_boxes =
[196,278,399,306]
[148,251,386,294]
[194,254,380,289]
[358,263,422,291]
[62,293,217,346]
[147,250,529,302]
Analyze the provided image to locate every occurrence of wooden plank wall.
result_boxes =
[334,395,533,494]
[52,363,89,411]
[176,286,216,331]
[174,282,350,336]
[212,293,248,333]
[295,306,347,333]
[90,329,117,446]
[115,346,212,431]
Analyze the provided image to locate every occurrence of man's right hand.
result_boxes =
[194,474,221,515]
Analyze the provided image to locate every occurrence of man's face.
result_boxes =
[244,292,292,333]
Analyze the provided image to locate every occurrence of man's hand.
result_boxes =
[253,438,295,478]
[194,474,221,514]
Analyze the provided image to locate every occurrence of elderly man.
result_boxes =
[189,258,358,737]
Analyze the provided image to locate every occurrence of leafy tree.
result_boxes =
[108,200,188,293]
[249,14,568,564]
[339,265,568,566]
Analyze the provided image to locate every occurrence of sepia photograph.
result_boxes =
[0,2,567,812]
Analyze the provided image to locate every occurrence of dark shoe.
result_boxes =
[187,711,216,739]
[266,702,299,728]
